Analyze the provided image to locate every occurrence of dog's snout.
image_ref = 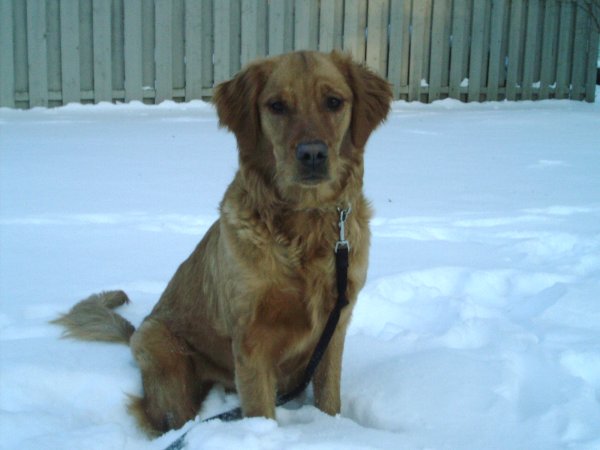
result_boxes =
[295,141,328,168]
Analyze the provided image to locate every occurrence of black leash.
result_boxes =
[164,207,351,450]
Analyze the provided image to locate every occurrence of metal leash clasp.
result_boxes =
[335,205,352,253]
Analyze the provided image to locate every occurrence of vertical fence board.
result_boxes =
[506,0,525,100]
[539,0,558,99]
[366,0,390,76]
[92,0,112,103]
[214,0,241,84]
[13,0,28,106]
[429,0,450,102]
[241,0,267,66]
[555,1,575,99]
[343,0,367,62]
[26,0,49,107]
[47,0,61,104]
[387,0,411,99]
[468,2,487,101]
[172,0,185,92]
[112,0,125,96]
[268,1,293,56]
[141,0,155,97]
[185,0,203,100]
[200,0,214,90]
[480,1,492,90]
[570,1,588,101]
[487,0,505,101]
[79,0,93,96]
[421,0,433,89]
[294,0,319,51]
[124,0,143,101]
[449,0,468,100]
[155,0,172,103]
[319,0,344,52]
[409,0,430,102]
[59,0,80,104]
[584,12,599,102]
[521,0,540,100]
[0,0,15,107]
[440,0,452,89]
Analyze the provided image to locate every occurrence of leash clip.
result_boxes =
[335,205,351,252]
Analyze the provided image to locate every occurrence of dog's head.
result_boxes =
[213,51,392,205]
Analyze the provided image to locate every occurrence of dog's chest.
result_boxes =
[262,212,360,315]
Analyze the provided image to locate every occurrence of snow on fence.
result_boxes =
[0,0,598,108]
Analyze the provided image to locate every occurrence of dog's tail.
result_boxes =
[51,290,135,344]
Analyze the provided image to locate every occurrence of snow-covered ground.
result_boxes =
[1,96,599,450]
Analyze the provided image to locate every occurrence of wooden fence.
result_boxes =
[0,0,598,108]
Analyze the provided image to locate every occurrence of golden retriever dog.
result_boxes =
[53,50,392,435]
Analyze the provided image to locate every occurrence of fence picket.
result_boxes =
[124,0,143,102]
[570,1,589,101]
[555,1,575,99]
[268,1,293,56]
[172,0,185,95]
[200,0,214,90]
[387,0,411,99]
[241,0,267,66]
[468,2,487,102]
[539,0,558,99]
[47,0,61,104]
[59,0,80,104]
[0,0,15,107]
[141,0,154,94]
[343,0,367,62]
[429,0,450,102]
[409,0,430,102]
[214,0,241,83]
[26,0,49,107]
[112,0,125,97]
[487,0,506,101]
[585,17,599,102]
[366,0,390,77]
[506,0,525,100]
[295,0,319,51]
[78,1,93,98]
[185,0,203,101]
[449,0,469,100]
[92,0,112,103]
[155,0,173,103]
[319,0,344,52]
[522,0,540,100]
[1,0,598,108]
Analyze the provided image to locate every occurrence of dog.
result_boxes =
[53,50,392,435]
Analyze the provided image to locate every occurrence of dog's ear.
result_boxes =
[333,52,392,149]
[213,60,272,151]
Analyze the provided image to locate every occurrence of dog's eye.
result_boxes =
[268,101,286,115]
[326,96,343,111]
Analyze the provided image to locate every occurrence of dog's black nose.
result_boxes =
[296,141,328,169]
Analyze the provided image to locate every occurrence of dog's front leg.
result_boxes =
[312,323,347,416]
[233,337,277,419]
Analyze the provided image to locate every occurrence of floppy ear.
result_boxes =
[333,52,393,149]
[213,61,272,151]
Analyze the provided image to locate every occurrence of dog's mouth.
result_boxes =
[296,168,330,185]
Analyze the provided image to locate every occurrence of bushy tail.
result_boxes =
[51,290,135,344]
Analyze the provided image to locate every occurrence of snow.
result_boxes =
[1,96,600,450]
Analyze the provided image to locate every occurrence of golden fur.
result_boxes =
[53,50,392,435]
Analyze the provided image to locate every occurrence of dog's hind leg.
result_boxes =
[128,318,210,435]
